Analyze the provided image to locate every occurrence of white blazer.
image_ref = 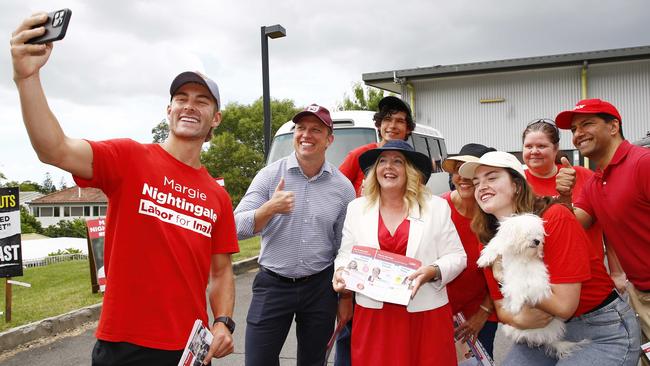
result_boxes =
[334,195,467,312]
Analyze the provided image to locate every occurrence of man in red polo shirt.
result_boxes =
[338,96,415,196]
[555,98,650,362]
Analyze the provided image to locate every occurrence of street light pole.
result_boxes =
[261,24,286,161]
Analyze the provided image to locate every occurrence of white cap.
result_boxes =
[458,151,526,180]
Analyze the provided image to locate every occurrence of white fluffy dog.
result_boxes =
[477,213,586,359]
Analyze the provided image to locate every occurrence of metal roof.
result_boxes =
[363,45,650,93]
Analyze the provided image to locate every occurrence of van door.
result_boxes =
[408,133,450,195]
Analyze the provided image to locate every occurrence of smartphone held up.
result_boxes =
[27,8,72,45]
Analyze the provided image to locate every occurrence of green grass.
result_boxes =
[0,238,260,332]
[0,260,103,332]
[232,236,260,262]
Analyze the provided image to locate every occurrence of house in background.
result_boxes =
[28,186,107,227]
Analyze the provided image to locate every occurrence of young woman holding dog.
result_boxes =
[332,140,467,366]
[440,143,499,358]
[459,151,641,366]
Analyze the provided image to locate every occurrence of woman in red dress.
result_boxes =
[333,140,467,366]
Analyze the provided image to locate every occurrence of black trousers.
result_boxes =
[245,266,337,366]
[91,339,183,366]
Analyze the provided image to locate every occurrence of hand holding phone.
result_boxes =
[26,9,72,44]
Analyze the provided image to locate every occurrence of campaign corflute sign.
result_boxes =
[0,187,23,277]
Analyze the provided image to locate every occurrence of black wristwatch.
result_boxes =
[213,316,236,334]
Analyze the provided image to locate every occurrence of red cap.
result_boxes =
[292,104,333,129]
[555,98,622,129]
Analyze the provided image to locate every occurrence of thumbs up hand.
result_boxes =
[275,176,285,192]
[556,157,576,202]
[269,177,294,214]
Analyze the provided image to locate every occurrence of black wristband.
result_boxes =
[213,316,236,334]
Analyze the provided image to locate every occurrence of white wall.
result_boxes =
[410,59,650,154]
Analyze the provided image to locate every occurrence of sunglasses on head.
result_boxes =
[527,118,558,131]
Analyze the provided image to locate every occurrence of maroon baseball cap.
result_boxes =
[555,98,622,129]
[292,104,333,129]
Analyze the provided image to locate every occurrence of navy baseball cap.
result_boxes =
[170,71,221,110]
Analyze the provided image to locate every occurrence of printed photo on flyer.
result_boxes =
[453,312,494,366]
[340,245,421,306]
[178,319,213,366]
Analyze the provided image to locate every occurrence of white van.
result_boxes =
[267,110,451,194]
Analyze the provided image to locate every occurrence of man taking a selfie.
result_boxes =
[10,12,238,366]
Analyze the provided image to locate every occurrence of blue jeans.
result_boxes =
[503,295,641,366]
[477,320,498,359]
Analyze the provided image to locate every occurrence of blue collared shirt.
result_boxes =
[235,152,355,277]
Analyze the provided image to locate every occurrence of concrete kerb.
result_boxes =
[0,256,260,353]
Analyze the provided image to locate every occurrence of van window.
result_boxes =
[426,137,445,173]
[410,134,429,157]
[409,133,445,173]
[267,127,377,166]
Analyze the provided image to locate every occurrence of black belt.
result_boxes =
[259,266,314,283]
[584,290,619,315]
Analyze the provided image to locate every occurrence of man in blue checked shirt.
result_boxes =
[235,104,355,366]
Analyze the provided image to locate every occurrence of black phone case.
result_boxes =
[27,8,72,45]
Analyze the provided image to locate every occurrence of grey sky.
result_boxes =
[2,0,649,186]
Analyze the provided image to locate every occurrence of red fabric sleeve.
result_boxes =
[542,205,591,284]
[73,139,136,195]
[636,153,650,202]
[211,189,239,254]
[573,181,594,217]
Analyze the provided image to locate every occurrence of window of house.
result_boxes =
[84,206,91,216]
[40,207,54,217]
[99,206,107,216]
[70,206,84,216]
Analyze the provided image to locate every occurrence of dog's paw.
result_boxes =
[477,249,498,267]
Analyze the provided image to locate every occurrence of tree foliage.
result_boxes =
[42,173,56,193]
[2,180,44,192]
[152,118,169,143]
[20,206,43,234]
[201,97,300,206]
[42,219,88,238]
[338,82,386,111]
[59,177,68,190]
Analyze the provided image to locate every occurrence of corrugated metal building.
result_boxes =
[362,46,650,161]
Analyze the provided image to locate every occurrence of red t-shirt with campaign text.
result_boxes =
[483,204,613,317]
[339,142,379,197]
[525,165,605,263]
[575,141,650,290]
[442,192,497,322]
[74,139,239,350]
